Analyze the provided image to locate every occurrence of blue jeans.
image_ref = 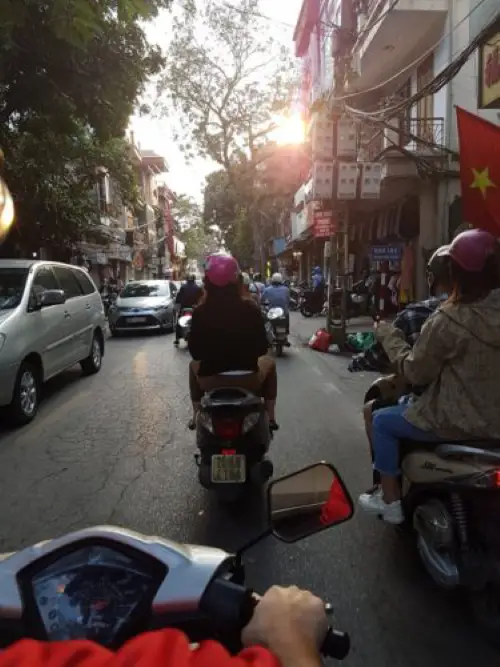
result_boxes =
[372,403,441,476]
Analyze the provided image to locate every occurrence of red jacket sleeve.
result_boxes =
[0,629,281,667]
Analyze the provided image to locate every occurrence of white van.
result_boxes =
[0,260,106,425]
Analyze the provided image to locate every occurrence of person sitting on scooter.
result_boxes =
[362,245,452,491]
[253,272,265,296]
[187,253,279,430]
[262,273,291,333]
[174,275,203,346]
[240,271,261,306]
[358,229,500,525]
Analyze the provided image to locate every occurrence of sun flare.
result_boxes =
[271,114,305,145]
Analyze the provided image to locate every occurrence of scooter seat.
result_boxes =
[401,438,500,464]
[201,387,262,409]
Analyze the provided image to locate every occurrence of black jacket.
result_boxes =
[176,283,203,309]
[188,297,268,376]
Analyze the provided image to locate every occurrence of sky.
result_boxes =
[131,0,303,203]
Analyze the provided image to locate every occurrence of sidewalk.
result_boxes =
[290,311,375,345]
[289,312,379,404]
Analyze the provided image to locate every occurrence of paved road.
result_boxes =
[0,313,496,667]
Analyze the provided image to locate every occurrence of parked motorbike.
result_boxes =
[262,304,290,357]
[330,280,376,320]
[102,292,117,317]
[195,384,275,503]
[300,288,327,317]
[289,281,307,312]
[177,307,193,344]
[364,378,500,646]
[0,463,353,658]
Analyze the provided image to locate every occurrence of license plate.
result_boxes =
[127,316,147,323]
[276,327,287,334]
[211,455,246,483]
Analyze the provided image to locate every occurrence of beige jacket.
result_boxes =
[376,290,500,439]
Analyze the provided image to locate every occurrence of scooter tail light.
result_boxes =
[213,418,241,440]
[242,412,260,434]
[198,411,213,433]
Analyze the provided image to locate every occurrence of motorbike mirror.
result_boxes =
[267,462,354,543]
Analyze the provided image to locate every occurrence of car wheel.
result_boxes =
[81,333,103,375]
[9,361,41,426]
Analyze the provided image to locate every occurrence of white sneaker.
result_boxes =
[358,488,404,525]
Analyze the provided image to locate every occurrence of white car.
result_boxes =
[0,260,106,425]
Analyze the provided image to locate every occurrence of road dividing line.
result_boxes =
[324,381,342,395]
[311,365,322,376]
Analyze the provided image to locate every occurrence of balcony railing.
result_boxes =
[361,117,445,161]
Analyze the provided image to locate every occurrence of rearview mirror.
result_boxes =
[40,289,66,307]
[268,463,354,543]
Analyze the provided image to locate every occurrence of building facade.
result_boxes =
[286,0,499,299]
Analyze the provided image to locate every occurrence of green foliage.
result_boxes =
[0,0,171,252]
[5,119,140,256]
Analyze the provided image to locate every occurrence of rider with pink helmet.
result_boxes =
[359,227,500,525]
[187,252,278,430]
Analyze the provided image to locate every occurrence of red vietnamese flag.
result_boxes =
[456,107,500,237]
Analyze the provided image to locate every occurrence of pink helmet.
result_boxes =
[444,228,497,272]
[204,253,240,287]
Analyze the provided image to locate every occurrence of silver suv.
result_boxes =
[0,260,106,425]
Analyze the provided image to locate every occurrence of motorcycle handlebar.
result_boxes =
[201,578,350,661]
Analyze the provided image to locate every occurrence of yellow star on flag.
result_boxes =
[470,167,496,198]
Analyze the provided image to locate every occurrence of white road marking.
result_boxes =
[324,381,342,395]
[311,366,322,376]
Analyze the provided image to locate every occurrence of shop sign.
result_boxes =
[313,210,336,238]
[370,244,404,261]
[478,26,500,108]
[293,0,320,57]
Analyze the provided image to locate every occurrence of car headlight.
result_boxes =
[0,333,6,352]
[153,305,168,312]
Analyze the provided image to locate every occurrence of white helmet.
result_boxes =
[271,272,283,284]
[240,271,251,286]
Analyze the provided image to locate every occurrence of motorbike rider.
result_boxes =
[241,271,261,305]
[362,245,452,491]
[0,586,328,667]
[187,253,279,430]
[311,267,325,312]
[359,228,500,524]
[174,274,204,346]
[253,272,265,296]
[262,273,290,333]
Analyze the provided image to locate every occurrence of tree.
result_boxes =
[158,0,304,265]
[0,0,172,254]
[170,194,201,235]
[158,0,293,169]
